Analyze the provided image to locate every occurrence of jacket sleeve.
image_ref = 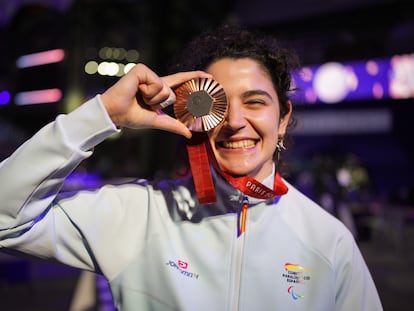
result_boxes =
[334,233,383,311]
[0,95,120,269]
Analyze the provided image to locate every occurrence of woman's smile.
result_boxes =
[218,139,257,149]
[207,57,291,181]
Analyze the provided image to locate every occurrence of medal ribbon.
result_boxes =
[218,169,288,199]
[186,132,216,204]
[187,135,288,204]
[204,139,288,237]
[220,164,288,237]
[177,78,288,231]
[204,137,288,200]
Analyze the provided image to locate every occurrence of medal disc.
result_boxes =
[174,78,227,132]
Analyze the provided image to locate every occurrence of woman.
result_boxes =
[0,25,382,310]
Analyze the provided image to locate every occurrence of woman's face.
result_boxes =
[207,58,291,182]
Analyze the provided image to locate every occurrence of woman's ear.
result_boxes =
[278,100,292,137]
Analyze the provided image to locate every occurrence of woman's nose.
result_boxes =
[223,101,246,130]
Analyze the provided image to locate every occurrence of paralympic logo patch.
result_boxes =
[288,285,304,300]
[282,262,312,300]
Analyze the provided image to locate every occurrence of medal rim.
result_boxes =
[174,78,228,132]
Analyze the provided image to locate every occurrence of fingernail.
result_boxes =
[159,98,174,109]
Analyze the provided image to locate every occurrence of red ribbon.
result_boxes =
[219,169,288,200]
[186,133,216,204]
[187,133,288,204]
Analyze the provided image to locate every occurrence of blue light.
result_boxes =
[0,90,11,105]
[291,53,414,104]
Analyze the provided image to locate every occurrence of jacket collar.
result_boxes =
[159,163,280,222]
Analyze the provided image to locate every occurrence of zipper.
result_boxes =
[229,196,249,311]
[238,196,249,237]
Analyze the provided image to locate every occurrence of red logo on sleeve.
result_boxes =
[178,260,188,269]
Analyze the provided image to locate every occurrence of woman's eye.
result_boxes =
[246,100,265,106]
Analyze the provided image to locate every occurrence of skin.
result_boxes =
[101,61,291,182]
[101,63,212,139]
[206,58,292,182]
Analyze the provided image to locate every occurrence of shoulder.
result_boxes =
[278,179,357,259]
[280,179,345,227]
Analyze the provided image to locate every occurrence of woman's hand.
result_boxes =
[101,63,212,139]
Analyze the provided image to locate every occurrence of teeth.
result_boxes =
[222,140,256,149]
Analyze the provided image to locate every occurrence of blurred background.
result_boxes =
[0,0,413,310]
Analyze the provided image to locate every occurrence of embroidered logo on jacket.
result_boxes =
[288,286,305,300]
[165,259,200,279]
[282,262,312,300]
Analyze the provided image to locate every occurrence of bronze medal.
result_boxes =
[174,78,227,132]
[173,78,227,204]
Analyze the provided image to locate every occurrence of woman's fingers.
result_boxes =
[101,64,211,138]
[163,71,213,89]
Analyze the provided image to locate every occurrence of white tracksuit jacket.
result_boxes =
[0,96,383,310]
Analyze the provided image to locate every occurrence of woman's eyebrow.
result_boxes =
[241,89,274,101]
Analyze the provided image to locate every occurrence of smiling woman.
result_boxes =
[0,24,383,311]
[206,58,290,181]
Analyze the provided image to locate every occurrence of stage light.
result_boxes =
[0,90,11,105]
[124,63,136,74]
[116,64,125,77]
[85,61,136,76]
[16,49,65,69]
[97,62,109,76]
[389,54,414,99]
[292,55,409,104]
[105,62,119,76]
[85,46,139,79]
[84,61,98,75]
[113,48,127,60]
[99,47,112,60]
[98,47,139,62]
[125,49,139,62]
[313,62,351,104]
[15,89,62,105]
[97,62,121,76]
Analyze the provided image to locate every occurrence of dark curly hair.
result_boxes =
[170,24,300,123]
[170,24,300,175]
